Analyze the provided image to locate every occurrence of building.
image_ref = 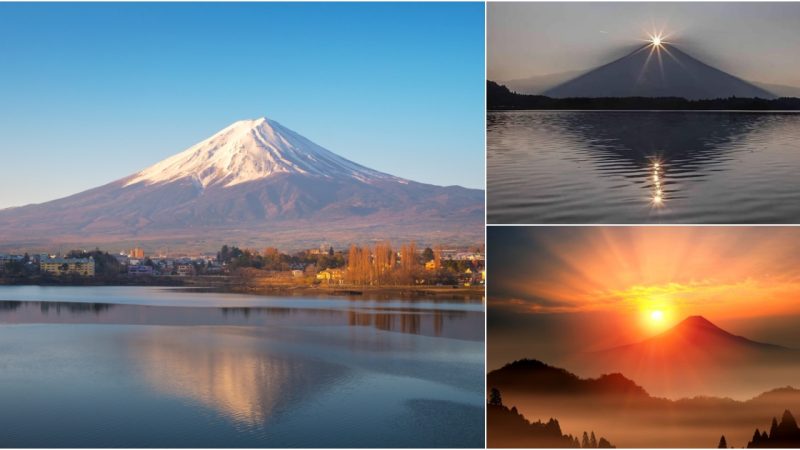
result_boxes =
[176,264,195,276]
[129,247,144,259]
[128,265,154,276]
[0,254,24,273]
[40,257,95,276]
[316,268,344,284]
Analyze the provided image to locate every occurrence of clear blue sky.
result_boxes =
[0,2,485,209]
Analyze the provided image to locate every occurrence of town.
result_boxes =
[0,242,485,291]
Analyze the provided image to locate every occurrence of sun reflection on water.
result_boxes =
[650,159,666,207]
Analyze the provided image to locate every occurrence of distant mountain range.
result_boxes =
[487,356,800,447]
[0,118,484,252]
[499,42,800,100]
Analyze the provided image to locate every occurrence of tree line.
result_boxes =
[487,81,800,111]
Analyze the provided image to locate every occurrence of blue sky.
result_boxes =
[0,2,485,209]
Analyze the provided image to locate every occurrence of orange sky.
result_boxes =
[489,227,800,335]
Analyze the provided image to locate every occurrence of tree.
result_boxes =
[582,432,590,448]
[422,247,434,262]
[590,431,598,448]
[488,387,502,406]
[328,246,334,256]
[770,417,779,437]
[598,438,614,448]
[718,435,727,448]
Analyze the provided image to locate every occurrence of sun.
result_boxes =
[650,310,664,322]
[650,35,663,47]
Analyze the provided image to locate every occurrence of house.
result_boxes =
[316,268,344,284]
[176,264,195,276]
[40,257,95,276]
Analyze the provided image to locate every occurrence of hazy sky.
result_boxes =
[488,226,800,369]
[488,2,800,86]
[0,3,484,209]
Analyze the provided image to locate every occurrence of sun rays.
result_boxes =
[634,28,684,84]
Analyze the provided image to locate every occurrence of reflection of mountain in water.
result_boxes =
[534,111,770,172]
[130,327,345,427]
[500,111,782,207]
[0,301,479,341]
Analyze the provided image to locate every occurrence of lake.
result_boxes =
[487,111,800,223]
[0,286,485,448]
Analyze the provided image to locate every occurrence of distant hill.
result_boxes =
[487,403,614,448]
[543,43,774,100]
[487,81,800,110]
[487,359,648,398]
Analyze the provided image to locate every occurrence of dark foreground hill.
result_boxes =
[746,410,800,448]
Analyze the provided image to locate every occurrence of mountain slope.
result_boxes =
[574,316,798,398]
[0,118,484,251]
[543,43,776,100]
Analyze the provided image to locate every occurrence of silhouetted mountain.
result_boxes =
[543,43,774,100]
[606,315,787,355]
[488,359,649,398]
[578,316,798,398]
[487,81,800,110]
[487,403,614,448]
[747,410,800,448]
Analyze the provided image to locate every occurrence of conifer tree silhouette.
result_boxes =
[489,387,503,406]
[718,435,727,448]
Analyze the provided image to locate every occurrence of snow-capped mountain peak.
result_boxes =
[124,117,402,188]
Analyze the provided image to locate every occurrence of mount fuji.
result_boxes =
[542,42,776,100]
[0,118,484,251]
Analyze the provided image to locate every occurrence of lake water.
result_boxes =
[488,111,800,223]
[0,286,484,448]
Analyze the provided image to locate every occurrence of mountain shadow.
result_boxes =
[747,410,800,448]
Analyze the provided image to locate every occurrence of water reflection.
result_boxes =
[488,111,800,223]
[131,327,331,427]
[650,159,665,207]
[0,300,481,341]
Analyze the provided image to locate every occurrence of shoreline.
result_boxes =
[0,276,485,301]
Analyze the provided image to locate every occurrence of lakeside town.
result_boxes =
[0,242,485,293]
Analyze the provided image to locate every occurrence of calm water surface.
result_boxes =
[488,111,800,223]
[0,286,484,447]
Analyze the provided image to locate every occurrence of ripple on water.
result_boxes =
[488,110,800,223]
